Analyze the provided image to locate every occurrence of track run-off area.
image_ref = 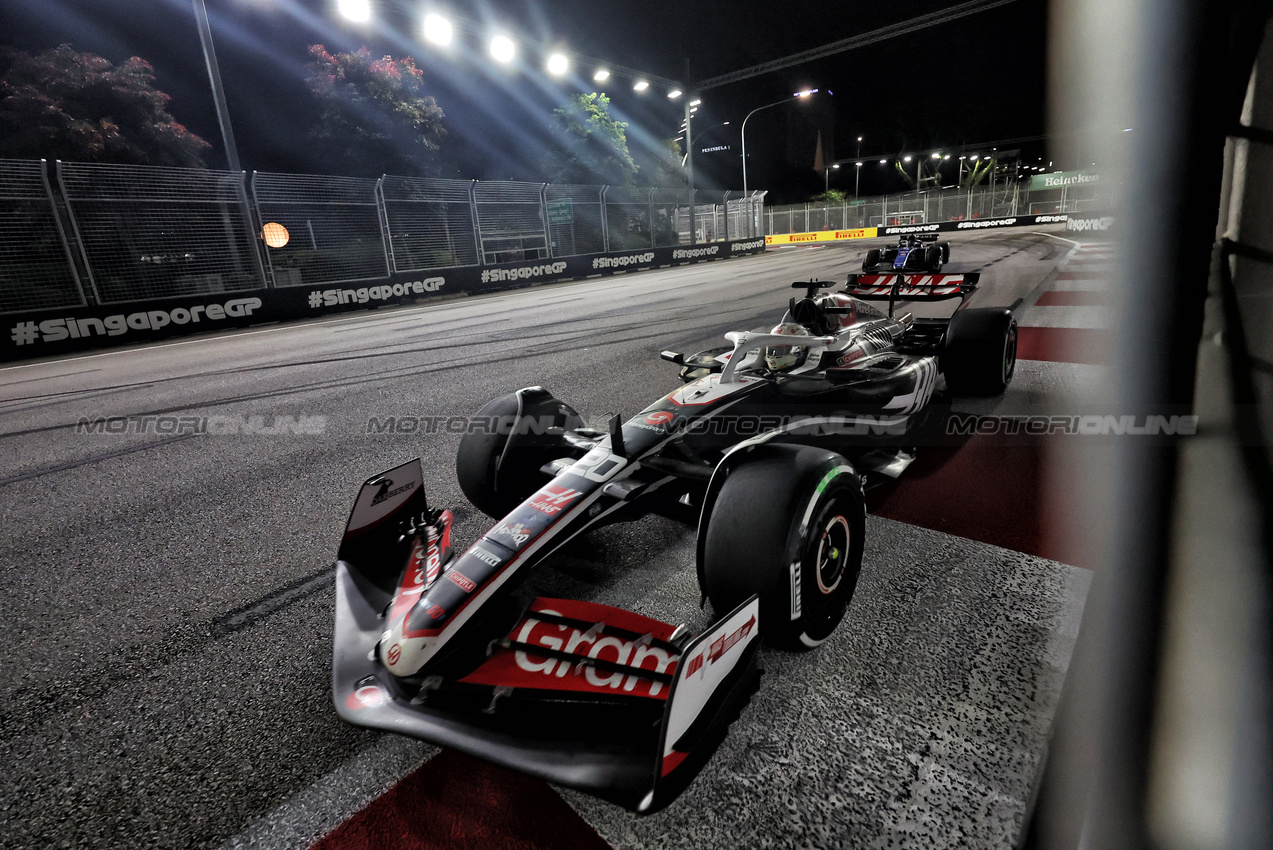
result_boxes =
[0,227,1109,849]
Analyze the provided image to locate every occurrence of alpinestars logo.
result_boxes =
[528,485,583,516]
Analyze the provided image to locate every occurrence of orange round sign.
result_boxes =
[260,222,290,248]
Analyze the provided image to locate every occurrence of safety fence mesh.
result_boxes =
[0,159,769,311]
[0,160,85,314]
[58,162,264,304]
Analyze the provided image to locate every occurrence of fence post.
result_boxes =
[600,186,610,253]
[467,180,483,265]
[539,183,552,258]
[41,159,92,307]
[648,189,656,249]
[375,176,395,275]
[722,191,732,241]
[55,161,105,304]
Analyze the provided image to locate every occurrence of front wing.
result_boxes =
[332,462,762,813]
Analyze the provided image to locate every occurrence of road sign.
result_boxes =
[547,199,573,226]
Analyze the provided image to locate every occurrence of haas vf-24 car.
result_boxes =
[331,271,1017,813]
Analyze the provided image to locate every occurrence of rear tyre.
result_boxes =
[700,446,865,650]
[862,248,881,271]
[456,387,582,518]
[924,246,942,270]
[943,308,1018,396]
[939,241,951,263]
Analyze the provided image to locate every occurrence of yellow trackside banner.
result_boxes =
[765,227,878,246]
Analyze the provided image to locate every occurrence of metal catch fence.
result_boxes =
[0,158,767,313]
[765,181,1115,234]
[253,172,388,287]
[0,159,84,314]
[58,162,265,305]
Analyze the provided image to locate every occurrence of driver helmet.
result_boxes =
[765,322,809,372]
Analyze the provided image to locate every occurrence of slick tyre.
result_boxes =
[943,307,1018,396]
[939,241,951,263]
[863,248,881,271]
[456,387,582,519]
[924,245,942,270]
[701,446,865,651]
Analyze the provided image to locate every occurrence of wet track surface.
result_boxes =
[0,229,1094,849]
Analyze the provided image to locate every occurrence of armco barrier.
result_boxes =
[2,238,766,360]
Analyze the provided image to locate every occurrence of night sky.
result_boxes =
[3,0,1050,202]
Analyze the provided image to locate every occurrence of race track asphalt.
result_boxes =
[0,229,1092,850]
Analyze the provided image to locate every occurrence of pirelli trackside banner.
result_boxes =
[3,238,766,360]
[766,228,878,246]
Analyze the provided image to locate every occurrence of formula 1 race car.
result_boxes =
[862,234,951,272]
[332,272,1017,813]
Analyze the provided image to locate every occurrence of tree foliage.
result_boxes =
[306,45,446,177]
[810,189,849,203]
[961,159,992,188]
[0,45,210,167]
[543,93,637,186]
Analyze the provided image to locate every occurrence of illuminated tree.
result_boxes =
[305,45,446,177]
[0,45,210,167]
[543,93,638,186]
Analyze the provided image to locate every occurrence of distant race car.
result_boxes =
[331,271,1017,814]
[862,234,951,273]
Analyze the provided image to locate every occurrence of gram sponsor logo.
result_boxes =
[11,298,264,346]
[512,609,676,697]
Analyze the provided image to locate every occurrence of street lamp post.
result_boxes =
[191,0,240,173]
[741,89,817,196]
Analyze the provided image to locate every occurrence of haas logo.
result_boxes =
[513,610,676,697]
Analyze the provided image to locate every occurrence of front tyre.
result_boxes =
[456,387,582,519]
[862,248,881,271]
[700,446,865,651]
[943,307,1018,396]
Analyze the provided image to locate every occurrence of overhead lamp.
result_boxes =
[971,155,979,160]
[668,89,683,99]
[594,68,610,82]
[943,154,950,159]
[794,88,818,97]
[878,159,886,164]
[489,35,516,64]
[903,155,912,162]
[633,80,650,92]
[931,152,941,159]
[689,99,702,107]
[832,164,841,169]
[855,162,862,167]
[337,0,371,23]
[546,53,569,76]
[422,13,452,45]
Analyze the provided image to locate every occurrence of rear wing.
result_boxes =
[845,272,980,316]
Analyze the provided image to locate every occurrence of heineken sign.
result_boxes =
[1030,170,1101,191]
